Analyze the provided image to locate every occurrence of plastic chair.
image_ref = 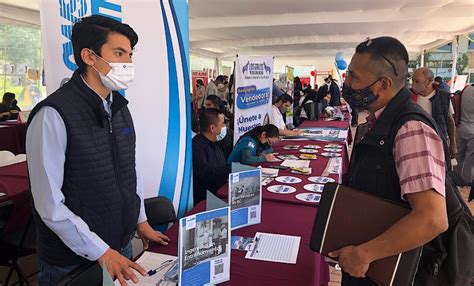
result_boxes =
[144,196,177,227]
[0,200,35,286]
[0,150,15,167]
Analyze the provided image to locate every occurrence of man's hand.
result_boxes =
[449,143,457,158]
[291,129,303,136]
[136,221,170,250]
[263,153,276,161]
[98,248,146,286]
[329,245,371,278]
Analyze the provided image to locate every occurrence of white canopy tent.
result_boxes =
[1,0,473,70]
[189,0,474,69]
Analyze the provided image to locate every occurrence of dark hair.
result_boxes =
[240,124,279,143]
[71,15,139,74]
[215,75,226,82]
[2,92,15,106]
[434,76,443,83]
[191,112,200,133]
[355,37,409,87]
[199,108,222,132]
[196,79,204,86]
[276,94,293,105]
[205,94,220,108]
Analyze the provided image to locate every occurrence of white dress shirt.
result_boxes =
[270,105,286,129]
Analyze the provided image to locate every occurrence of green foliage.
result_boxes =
[456,54,469,75]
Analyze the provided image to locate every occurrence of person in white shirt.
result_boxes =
[412,67,457,157]
[204,75,226,106]
[270,94,303,136]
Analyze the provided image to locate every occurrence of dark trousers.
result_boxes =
[351,107,359,126]
[342,272,378,286]
[37,241,132,286]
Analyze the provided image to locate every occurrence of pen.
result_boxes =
[249,235,260,257]
[148,260,173,276]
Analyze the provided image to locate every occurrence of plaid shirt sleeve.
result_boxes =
[393,120,446,200]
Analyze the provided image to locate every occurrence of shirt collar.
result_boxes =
[80,74,113,113]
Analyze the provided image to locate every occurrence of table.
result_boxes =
[149,200,330,286]
[0,161,31,233]
[299,110,353,144]
[218,139,349,208]
[0,121,27,154]
[217,109,352,207]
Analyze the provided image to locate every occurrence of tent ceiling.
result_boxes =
[1,0,473,68]
[189,0,474,67]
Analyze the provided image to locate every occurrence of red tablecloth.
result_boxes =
[0,121,27,154]
[0,162,31,233]
[218,140,348,207]
[299,111,353,144]
[149,200,330,286]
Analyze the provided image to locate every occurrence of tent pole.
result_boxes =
[450,36,459,92]
[420,50,425,67]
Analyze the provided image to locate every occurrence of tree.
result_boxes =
[2,24,42,70]
[456,53,469,75]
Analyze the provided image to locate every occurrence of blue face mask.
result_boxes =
[342,78,380,110]
[216,126,227,141]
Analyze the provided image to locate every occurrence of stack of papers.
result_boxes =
[281,160,310,169]
[260,168,279,178]
[245,232,301,264]
[113,252,177,286]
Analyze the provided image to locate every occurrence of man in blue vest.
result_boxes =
[26,15,169,286]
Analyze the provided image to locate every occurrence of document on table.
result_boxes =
[260,167,279,178]
[113,252,177,286]
[281,159,310,169]
[245,232,301,264]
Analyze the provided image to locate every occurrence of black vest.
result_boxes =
[344,88,472,284]
[429,88,451,141]
[28,71,140,266]
[345,87,449,205]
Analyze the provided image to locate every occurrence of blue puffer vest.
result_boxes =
[28,71,139,266]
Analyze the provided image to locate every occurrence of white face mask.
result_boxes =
[216,126,227,141]
[91,51,134,91]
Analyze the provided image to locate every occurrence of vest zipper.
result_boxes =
[107,114,126,245]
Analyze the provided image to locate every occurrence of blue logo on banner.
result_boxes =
[241,61,272,75]
[59,0,122,72]
[236,85,270,110]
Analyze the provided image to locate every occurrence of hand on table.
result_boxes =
[291,129,303,136]
[263,153,276,161]
[329,245,371,278]
[136,221,170,250]
[98,248,146,286]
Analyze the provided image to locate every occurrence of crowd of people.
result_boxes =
[2,13,471,286]
[190,37,473,286]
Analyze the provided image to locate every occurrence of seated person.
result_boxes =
[227,124,279,165]
[270,94,303,136]
[193,108,231,205]
[0,92,20,121]
[203,94,234,159]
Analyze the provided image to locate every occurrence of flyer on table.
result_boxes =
[178,207,231,285]
[233,55,274,145]
[228,169,262,230]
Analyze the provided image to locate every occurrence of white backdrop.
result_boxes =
[39,0,193,217]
